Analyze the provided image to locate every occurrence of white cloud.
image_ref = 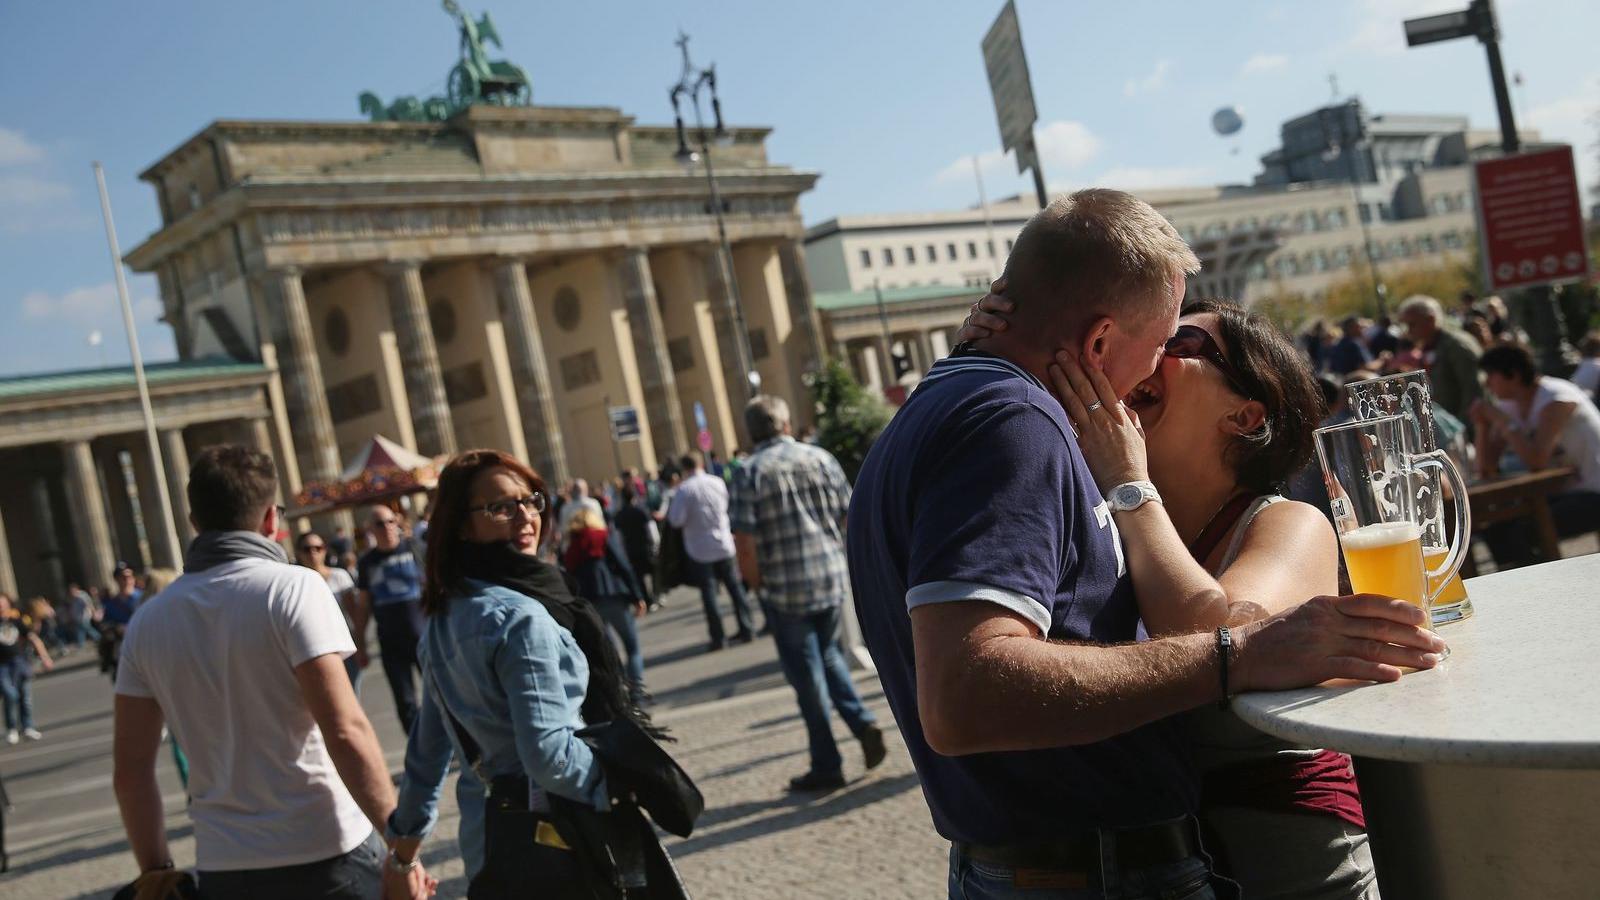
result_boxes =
[1090,165,1216,191]
[1524,74,1600,197]
[1240,53,1290,76]
[20,282,161,329]
[0,173,86,234]
[1123,59,1173,97]
[934,119,1102,185]
[0,128,43,166]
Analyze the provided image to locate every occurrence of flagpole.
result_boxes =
[94,162,183,564]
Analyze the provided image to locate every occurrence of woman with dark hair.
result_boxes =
[1472,343,1600,567]
[384,449,684,899]
[294,530,363,692]
[960,295,1377,899]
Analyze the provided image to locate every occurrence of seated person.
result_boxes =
[1471,343,1600,566]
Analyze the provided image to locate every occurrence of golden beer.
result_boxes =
[1339,522,1428,613]
[1424,547,1468,607]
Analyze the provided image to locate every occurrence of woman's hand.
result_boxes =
[953,276,1014,344]
[633,600,647,618]
[1046,350,1149,493]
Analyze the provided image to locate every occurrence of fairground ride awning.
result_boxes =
[289,435,441,515]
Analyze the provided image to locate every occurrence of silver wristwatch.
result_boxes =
[1106,480,1162,512]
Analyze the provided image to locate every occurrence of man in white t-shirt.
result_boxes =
[668,450,758,650]
[113,445,433,898]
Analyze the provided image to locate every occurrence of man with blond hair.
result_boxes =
[849,189,1444,898]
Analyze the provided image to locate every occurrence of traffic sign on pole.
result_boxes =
[608,405,641,442]
[982,1,1048,205]
[1472,146,1592,293]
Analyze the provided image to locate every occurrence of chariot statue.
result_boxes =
[360,1,532,122]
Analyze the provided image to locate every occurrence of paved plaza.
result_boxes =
[0,586,946,899]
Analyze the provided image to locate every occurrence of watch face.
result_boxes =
[1115,485,1142,507]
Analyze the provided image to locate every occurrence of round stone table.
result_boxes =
[1233,553,1600,900]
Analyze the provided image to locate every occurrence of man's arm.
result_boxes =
[351,590,373,667]
[294,652,396,834]
[27,632,54,670]
[734,533,761,591]
[112,694,171,873]
[912,594,1444,756]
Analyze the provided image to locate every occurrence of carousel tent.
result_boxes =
[290,434,441,514]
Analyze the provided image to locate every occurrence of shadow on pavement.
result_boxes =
[649,659,786,709]
[10,823,194,877]
[665,771,921,860]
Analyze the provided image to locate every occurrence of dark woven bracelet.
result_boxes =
[1215,626,1232,710]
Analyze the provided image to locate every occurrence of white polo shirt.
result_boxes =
[115,558,368,870]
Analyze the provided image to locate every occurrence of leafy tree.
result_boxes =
[808,358,893,483]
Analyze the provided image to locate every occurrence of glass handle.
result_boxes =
[1413,450,1471,604]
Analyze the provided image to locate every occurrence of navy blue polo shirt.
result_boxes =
[847,350,1196,845]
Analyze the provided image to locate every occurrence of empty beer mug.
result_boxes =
[1314,413,1469,642]
[1345,370,1475,625]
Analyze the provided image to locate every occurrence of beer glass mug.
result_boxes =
[1346,371,1475,624]
[1314,414,1470,639]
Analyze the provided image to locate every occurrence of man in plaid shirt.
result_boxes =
[730,395,887,792]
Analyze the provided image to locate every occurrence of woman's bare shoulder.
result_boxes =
[1243,499,1336,551]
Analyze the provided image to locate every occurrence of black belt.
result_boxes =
[954,815,1200,877]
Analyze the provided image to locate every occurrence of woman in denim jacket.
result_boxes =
[384,449,665,898]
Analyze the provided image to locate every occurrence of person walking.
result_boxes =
[730,395,886,792]
[612,484,660,607]
[668,450,757,651]
[385,449,687,898]
[848,190,1444,899]
[296,531,363,694]
[563,506,651,704]
[60,582,100,653]
[0,593,53,744]
[112,445,430,899]
[355,507,426,735]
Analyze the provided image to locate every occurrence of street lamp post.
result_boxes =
[1318,103,1388,317]
[669,32,759,401]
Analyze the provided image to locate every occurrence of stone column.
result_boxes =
[0,502,17,598]
[701,248,752,443]
[914,330,936,375]
[384,261,457,457]
[493,258,571,486]
[930,328,952,361]
[62,440,118,591]
[263,268,341,488]
[617,248,688,458]
[777,240,827,373]
[874,334,895,388]
[161,428,196,552]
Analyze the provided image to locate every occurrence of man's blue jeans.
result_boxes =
[948,845,1230,900]
[689,556,756,644]
[0,659,35,731]
[769,604,877,776]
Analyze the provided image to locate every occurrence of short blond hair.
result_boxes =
[1004,189,1200,339]
[568,506,606,532]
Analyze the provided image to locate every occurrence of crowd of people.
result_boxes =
[10,186,1584,900]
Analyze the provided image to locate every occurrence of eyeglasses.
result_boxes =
[299,543,326,553]
[1164,325,1254,399]
[372,517,399,528]
[469,494,547,523]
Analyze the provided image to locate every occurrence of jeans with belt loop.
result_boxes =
[947,824,1240,900]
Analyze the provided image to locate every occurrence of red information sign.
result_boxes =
[1473,146,1592,292]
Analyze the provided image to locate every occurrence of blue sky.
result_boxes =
[3,0,1596,376]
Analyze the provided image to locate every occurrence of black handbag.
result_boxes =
[430,674,691,899]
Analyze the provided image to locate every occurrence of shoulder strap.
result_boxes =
[426,666,490,785]
[1188,492,1261,565]
[1216,496,1285,572]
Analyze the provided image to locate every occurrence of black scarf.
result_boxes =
[185,530,287,573]
[453,541,664,739]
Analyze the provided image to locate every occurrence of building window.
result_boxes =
[1313,251,1329,272]
[428,299,457,346]
[187,183,201,209]
[1333,247,1352,267]
[324,307,351,357]
[859,249,872,269]
[1004,239,1014,253]
[946,242,958,261]
[1359,204,1374,224]
[967,241,978,259]
[442,361,488,404]
[987,241,996,257]
[905,245,916,264]
[667,336,696,373]
[559,349,601,390]
[883,247,894,266]
[553,286,582,332]
[1442,231,1465,250]
[326,373,382,424]
[926,244,938,262]
[749,327,770,361]
[1326,208,1347,229]
[1419,234,1437,254]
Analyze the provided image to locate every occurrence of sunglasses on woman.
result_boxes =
[1164,325,1254,399]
